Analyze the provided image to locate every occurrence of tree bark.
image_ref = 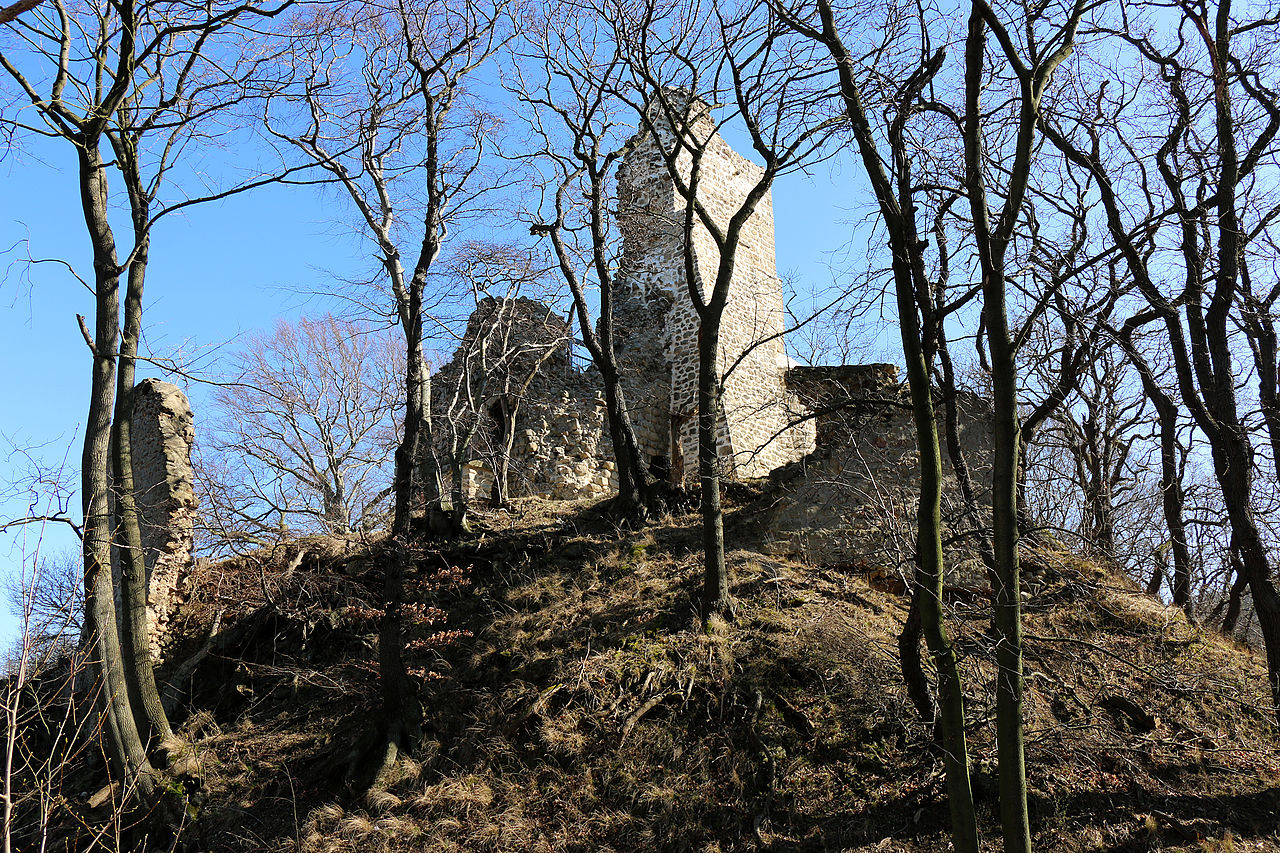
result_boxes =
[110,232,174,754]
[697,317,731,620]
[76,141,155,798]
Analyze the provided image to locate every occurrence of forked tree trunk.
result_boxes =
[77,143,155,799]
[895,251,980,853]
[897,593,935,725]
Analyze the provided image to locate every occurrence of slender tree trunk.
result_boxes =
[417,382,443,508]
[76,142,155,798]
[698,317,730,620]
[897,593,935,725]
[964,7,1031,844]
[938,338,996,575]
[111,229,174,755]
[785,6,981,843]
[987,305,1031,853]
[1125,346,1193,611]
[491,399,517,506]
[555,225,654,514]
[600,363,654,513]
[896,254,980,853]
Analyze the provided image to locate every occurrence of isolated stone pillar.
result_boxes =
[128,378,197,661]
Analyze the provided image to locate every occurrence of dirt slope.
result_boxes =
[32,498,1280,852]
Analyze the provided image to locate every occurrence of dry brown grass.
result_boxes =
[46,497,1279,852]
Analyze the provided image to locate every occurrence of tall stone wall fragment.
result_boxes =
[128,378,197,661]
[615,95,815,481]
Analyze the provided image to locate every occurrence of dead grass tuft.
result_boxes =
[413,775,495,816]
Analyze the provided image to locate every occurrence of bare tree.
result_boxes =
[198,315,401,549]
[608,0,839,621]
[1042,0,1280,719]
[2,0,300,813]
[770,1,981,846]
[962,0,1089,846]
[264,0,510,790]
[512,6,667,520]
[0,0,40,26]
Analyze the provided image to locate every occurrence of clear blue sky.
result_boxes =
[0,100,887,650]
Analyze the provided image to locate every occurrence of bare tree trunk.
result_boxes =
[1121,341,1193,611]
[698,316,731,620]
[938,336,996,575]
[110,134,175,757]
[547,190,657,517]
[110,230,174,756]
[491,398,517,506]
[76,143,155,799]
[897,593,935,725]
[382,276,426,781]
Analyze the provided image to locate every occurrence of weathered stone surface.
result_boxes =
[129,378,197,661]
[762,365,993,584]
[615,95,815,481]
[432,297,618,502]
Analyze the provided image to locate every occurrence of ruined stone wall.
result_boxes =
[432,298,617,502]
[615,96,814,482]
[129,379,197,662]
[507,385,618,500]
[761,365,993,586]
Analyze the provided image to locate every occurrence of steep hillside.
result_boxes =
[29,498,1280,852]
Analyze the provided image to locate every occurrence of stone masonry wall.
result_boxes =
[615,95,814,482]
[129,379,197,662]
[763,365,994,586]
[433,298,617,502]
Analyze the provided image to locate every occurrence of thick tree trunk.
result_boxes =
[383,280,426,777]
[1210,430,1280,710]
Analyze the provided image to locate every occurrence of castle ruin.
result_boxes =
[110,379,198,662]
[433,97,992,570]
[611,96,815,480]
[435,97,817,498]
